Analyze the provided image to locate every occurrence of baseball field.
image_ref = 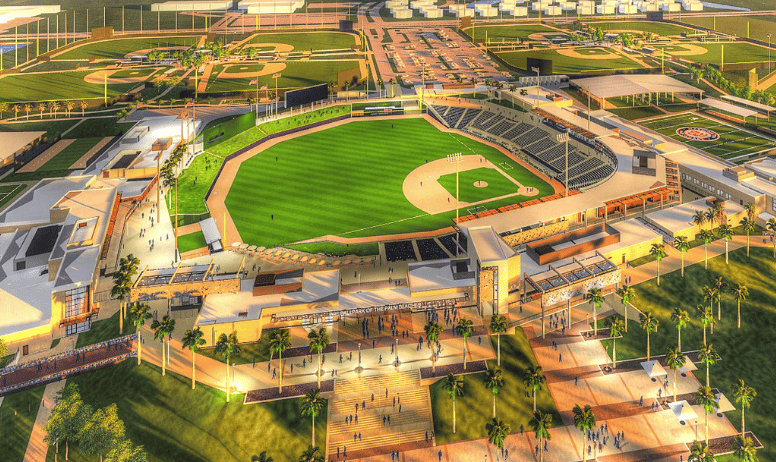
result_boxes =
[240,32,357,51]
[497,46,646,74]
[463,23,566,42]
[53,36,203,60]
[0,71,139,103]
[654,42,772,66]
[584,20,693,36]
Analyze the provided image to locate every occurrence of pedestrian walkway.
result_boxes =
[22,379,66,462]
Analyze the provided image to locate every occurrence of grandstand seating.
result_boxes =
[385,241,416,262]
[417,238,449,260]
[456,109,481,129]
[470,111,497,130]
[515,127,548,147]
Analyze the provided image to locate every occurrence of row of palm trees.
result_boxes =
[0,100,90,120]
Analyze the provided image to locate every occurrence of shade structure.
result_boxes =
[700,98,757,118]
[679,361,698,373]
[571,74,703,99]
[668,400,698,422]
[641,360,668,378]
[714,392,736,413]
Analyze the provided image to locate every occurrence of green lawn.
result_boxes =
[242,32,356,51]
[206,61,361,93]
[54,36,202,60]
[224,117,553,247]
[202,112,256,148]
[75,310,136,349]
[0,385,46,462]
[0,119,78,142]
[0,184,28,209]
[462,23,564,42]
[198,330,273,365]
[679,15,776,43]
[655,42,772,66]
[64,117,136,139]
[600,247,776,462]
[1,137,105,183]
[584,21,693,36]
[430,329,563,444]
[497,47,645,74]
[45,360,327,462]
[607,106,665,120]
[0,71,139,103]
[178,230,208,253]
[110,67,159,79]
[169,152,224,215]
[437,167,519,203]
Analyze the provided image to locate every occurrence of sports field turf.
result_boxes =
[1,137,105,183]
[654,42,772,66]
[224,117,553,247]
[0,119,77,140]
[64,118,136,139]
[463,23,565,42]
[75,311,136,349]
[0,384,46,462]
[178,230,208,253]
[497,47,644,74]
[111,67,159,79]
[0,71,138,103]
[679,15,776,43]
[242,32,357,51]
[54,36,202,60]
[45,360,327,462]
[437,167,519,203]
[584,21,693,36]
[206,61,361,92]
[170,153,224,215]
[0,184,28,209]
[639,113,776,162]
[599,247,776,462]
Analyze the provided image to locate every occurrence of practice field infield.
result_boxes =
[54,36,203,60]
[206,60,361,92]
[220,117,553,247]
[0,71,138,103]
[679,15,776,43]
[639,113,776,162]
[584,20,693,36]
[463,23,565,42]
[241,32,357,51]
[653,42,772,65]
[497,46,645,74]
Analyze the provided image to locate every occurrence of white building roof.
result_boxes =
[646,197,743,234]
[0,131,45,163]
[407,260,475,292]
[468,226,515,263]
[722,95,776,113]
[700,98,757,118]
[0,176,93,228]
[572,74,703,99]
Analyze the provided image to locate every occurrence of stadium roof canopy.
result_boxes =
[700,98,758,118]
[571,75,703,99]
[722,95,776,114]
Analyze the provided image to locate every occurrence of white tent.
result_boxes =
[641,360,668,378]
[714,392,736,413]
[668,400,698,422]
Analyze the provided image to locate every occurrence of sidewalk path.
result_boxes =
[22,379,66,462]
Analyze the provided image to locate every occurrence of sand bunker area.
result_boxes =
[527,30,568,41]
[215,62,286,79]
[402,155,538,215]
[556,47,619,60]
[242,42,295,53]
[662,44,708,56]
[83,67,162,84]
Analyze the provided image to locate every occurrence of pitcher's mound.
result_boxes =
[474,181,488,188]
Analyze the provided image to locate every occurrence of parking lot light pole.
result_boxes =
[557,133,569,197]
[447,152,462,255]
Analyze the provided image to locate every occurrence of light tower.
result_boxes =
[447,152,462,255]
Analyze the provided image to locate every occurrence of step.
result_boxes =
[329,429,429,454]
[329,389,428,414]
[334,370,420,395]
[329,409,432,436]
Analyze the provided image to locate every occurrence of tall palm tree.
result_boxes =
[670,308,690,351]
[731,283,749,329]
[128,302,151,365]
[649,243,668,285]
[483,368,504,418]
[23,103,31,120]
[181,327,205,389]
[307,327,329,389]
[604,315,624,369]
[529,410,553,462]
[744,202,756,221]
[713,276,725,320]
[766,218,776,258]
[698,304,714,345]
[586,287,604,333]
[689,441,714,462]
[489,315,508,366]
[674,236,691,277]
[442,373,464,434]
[424,320,443,375]
[80,100,88,116]
[301,389,325,447]
[486,418,510,452]
[696,385,717,446]
[734,436,759,462]
[615,284,635,332]
[519,88,528,108]
[455,317,474,370]
[734,380,756,436]
[739,217,756,257]
[522,365,546,412]
[665,347,686,401]
[299,446,325,462]
[699,229,714,269]
[704,208,716,235]
[692,210,707,233]
[718,224,734,264]
[712,201,726,229]
[268,329,291,393]
[639,312,659,360]
[698,343,717,388]
[214,331,241,402]
[112,254,139,335]
[151,315,176,377]
[702,286,719,325]
[572,404,596,462]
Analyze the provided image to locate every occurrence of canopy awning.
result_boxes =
[668,400,698,422]
[641,360,668,378]
[700,98,758,118]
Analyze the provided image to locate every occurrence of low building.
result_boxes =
[646,197,746,240]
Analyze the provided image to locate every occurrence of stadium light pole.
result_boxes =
[769,34,772,74]
[556,133,569,197]
[532,66,540,126]
[447,152,462,256]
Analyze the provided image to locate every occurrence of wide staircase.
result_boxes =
[328,370,434,460]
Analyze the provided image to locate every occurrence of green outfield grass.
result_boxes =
[178,230,208,253]
[0,71,138,103]
[110,67,159,79]
[1,137,105,183]
[0,119,77,140]
[206,60,361,93]
[0,184,28,209]
[54,36,202,60]
[679,15,776,43]
[584,20,693,36]
[224,117,553,247]
[75,310,136,349]
[169,152,224,215]
[202,112,256,148]
[462,23,564,42]
[437,167,519,203]
[45,360,327,462]
[497,47,645,74]
[0,384,45,462]
[639,113,776,163]
[430,329,563,444]
[655,42,772,66]
[242,32,357,51]
[599,247,776,462]
[64,118,136,139]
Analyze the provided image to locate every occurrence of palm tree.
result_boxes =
[586,287,604,333]
[692,210,707,233]
[699,229,714,269]
[486,418,510,452]
[670,308,690,351]
[0,102,6,119]
[696,385,717,446]
[734,380,756,436]
[604,315,624,369]
[698,304,714,345]
[731,283,749,329]
[456,317,474,370]
[483,368,504,418]
[764,217,776,258]
[713,276,725,320]
[442,373,464,433]
[299,445,325,462]
[665,347,686,401]
[489,315,508,366]
[615,284,635,332]
[65,101,74,117]
[734,436,758,462]
[301,389,325,447]
[112,254,139,335]
[37,103,45,119]
[307,327,329,388]
[214,331,241,402]
[509,84,516,108]
[151,315,176,377]
[744,202,757,221]
[704,208,716,234]
[639,312,659,360]
[719,224,733,264]
[251,452,273,462]
[519,88,528,108]
[80,100,88,116]
[23,103,31,120]
[649,243,668,285]
[128,302,152,365]
[739,217,756,257]
[572,404,596,462]
[416,321,441,371]
[471,77,478,96]
[529,410,553,462]
[268,329,291,393]
[702,286,719,326]
[181,327,205,389]
[689,441,714,462]
[674,236,691,277]
[522,365,546,412]
[698,343,717,389]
